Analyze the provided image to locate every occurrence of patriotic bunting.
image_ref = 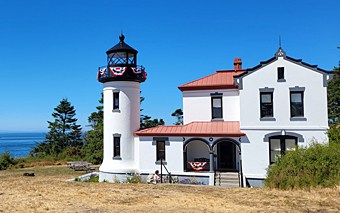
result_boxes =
[188,162,207,172]
[97,68,106,80]
[110,67,126,76]
[131,67,142,74]
[142,68,147,79]
[98,67,147,79]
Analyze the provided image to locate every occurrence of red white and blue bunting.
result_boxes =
[142,68,147,79]
[131,67,142,74]
[110,67,126,76]
[97,68,107,80]
[188,162,207,172]
[99,67,147,79]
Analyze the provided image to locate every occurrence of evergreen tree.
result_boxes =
[328,62,340,126]
[140,115,165,129]
[87,93,103,128]
[31,98,82,155]
[83,94,103,164]
[140,95,164,129]
[171,108,183,125]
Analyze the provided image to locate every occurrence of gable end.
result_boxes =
[234,48,334,90]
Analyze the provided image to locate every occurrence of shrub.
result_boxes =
[0,150,17,170]
[146,174,154,184]
[265,136,340,189]
[87,176,99,182]
[125,173,142,184]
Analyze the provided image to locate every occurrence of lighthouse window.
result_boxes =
[113,137,120,157]
[113,92,119,110]
[108,52,127,65]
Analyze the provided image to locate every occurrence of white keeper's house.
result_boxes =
[97,35,333,187]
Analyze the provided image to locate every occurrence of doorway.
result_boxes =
[217,142,236,171]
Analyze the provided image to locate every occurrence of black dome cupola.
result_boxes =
[97,34,146,83]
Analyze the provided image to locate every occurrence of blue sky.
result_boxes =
[0,0,339,132]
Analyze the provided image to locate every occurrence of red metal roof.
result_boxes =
[178,69,246,92]
[134,121,245,137]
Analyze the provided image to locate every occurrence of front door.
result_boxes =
[218,142,236,170]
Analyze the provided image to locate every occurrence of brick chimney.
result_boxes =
[234,58,242,70]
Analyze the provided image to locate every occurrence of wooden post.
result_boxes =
[160,158,163,183]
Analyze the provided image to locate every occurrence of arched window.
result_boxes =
[269,135,297,164]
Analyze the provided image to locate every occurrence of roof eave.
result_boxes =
[178,85,239,92]
[134,132,246,137]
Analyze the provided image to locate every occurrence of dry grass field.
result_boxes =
[0,165,340,212]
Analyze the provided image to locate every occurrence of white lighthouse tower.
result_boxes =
[98,35,146,182]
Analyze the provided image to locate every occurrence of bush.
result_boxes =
[87,174,99,182]
[265,134,340,189]
[0,150,17,170]
[125,173,142,184]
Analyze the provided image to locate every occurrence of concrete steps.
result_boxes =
[215,172,239,187]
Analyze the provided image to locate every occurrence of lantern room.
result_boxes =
[97,34,146,83]
[106,34,137,66]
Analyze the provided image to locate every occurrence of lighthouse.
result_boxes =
[98,35,146,182]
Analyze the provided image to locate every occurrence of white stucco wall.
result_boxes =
[238,56,330,179]
[183,89,240,124]
[241,129,328,179]
[239,57,329,129]
[100,81,141,173]
[138,137,184,174]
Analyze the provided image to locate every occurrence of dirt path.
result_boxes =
[0,166,339,212]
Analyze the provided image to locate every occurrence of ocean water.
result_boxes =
[0,132,45,158]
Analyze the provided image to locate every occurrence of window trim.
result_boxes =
[269,135,297,164]
[112,133,121,160]
[153,137,169,164]
[211,92,223,121]
[112,89,120,113]
[289,86,306,120]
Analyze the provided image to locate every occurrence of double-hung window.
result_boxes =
[260,92,273,118]
[269,136,297,164]
[259,87,275,121]
[211,92,223,120]
[289,87,305,120]
[156,141,165,161]
[290,92,303,117]
[153,137,168,163]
